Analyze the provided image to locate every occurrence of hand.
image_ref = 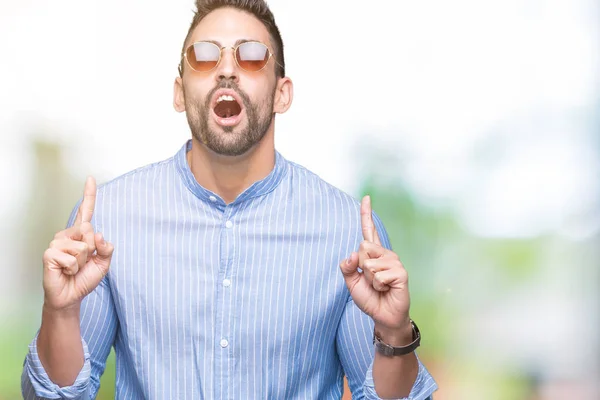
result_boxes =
[42,177,114,312]
[340,195,411,334]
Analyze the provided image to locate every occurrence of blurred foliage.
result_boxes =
[3,138,117,399]
[474,238,544,280]
[98,351,116,399]
[20,140,85,297]
[359,180,457,356]
[0,328,31,400]
[358,159,560,399]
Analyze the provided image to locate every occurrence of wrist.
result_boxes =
[374,319,413,347]
[42,301,81,320]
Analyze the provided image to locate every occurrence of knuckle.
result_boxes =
[42,248,53,261]
[83,221,95,232]
[398,269,408,281]
[65,239,77,251]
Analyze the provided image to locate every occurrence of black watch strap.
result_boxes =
[373,320,421,357]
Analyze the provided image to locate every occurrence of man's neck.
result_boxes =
[186,133,276,205]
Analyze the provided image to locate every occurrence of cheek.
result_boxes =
[183,81,212,106]
[249,82,276,107]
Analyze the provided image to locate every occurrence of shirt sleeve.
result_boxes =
[21,335,93,400]
[21,274,118,399]
[364,354,438,400]
[335,211,438,399]
[336,298,437,400]
[21,205,119,399]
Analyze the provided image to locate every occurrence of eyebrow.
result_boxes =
[200,39,255,47]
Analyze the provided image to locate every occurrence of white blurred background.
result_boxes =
[1,0,598,398]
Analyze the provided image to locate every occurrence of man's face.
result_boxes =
[177,8,279,157]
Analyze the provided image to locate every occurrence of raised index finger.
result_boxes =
[360,195,382,245]
[361,195,375,242]
[75,176,97,225]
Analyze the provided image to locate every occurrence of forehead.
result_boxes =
[190,7,271,47]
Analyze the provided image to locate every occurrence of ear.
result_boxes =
[173,77,186,113]
[273,77,293,114]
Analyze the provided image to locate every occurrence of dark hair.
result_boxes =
[178,0,285,78]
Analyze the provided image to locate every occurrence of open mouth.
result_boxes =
[214,95,242,118]
[211,89,245,126]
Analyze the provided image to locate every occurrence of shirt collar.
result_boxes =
[175,139,288,207]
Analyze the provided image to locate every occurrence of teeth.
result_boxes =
[217,94,235,103]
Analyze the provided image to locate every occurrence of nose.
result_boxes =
[215,47,239,84]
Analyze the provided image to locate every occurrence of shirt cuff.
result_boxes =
[22,333,92,399]
[363,353,438,400]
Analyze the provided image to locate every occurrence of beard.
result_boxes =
[184,80,275,156]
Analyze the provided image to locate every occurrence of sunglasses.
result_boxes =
[180,40,280,74]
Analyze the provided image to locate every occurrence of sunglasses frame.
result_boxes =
[179,40,281,75]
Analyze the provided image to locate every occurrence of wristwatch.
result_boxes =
[373,320,421,357]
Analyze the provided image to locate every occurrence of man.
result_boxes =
[21,0,437,398]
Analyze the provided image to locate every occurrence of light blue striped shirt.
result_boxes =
[22,140,437,399]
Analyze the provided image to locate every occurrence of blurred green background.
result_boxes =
[2,0,599,399]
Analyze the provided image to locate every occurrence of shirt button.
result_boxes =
[225,220,233,229]
[223,279,231,287]
[220,339,229,348]
[209,196,217,202]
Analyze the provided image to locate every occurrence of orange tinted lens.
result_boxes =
[236,42,270,71]
[186,42,220,72]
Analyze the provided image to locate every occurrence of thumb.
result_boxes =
[340,252,374,312]
[74,233,114,296]
[339,252,360,287]
[94,232,114,265]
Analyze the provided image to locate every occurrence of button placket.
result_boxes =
[217,205,236,365]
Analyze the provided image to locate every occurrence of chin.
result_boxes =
[211,119,247,134]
